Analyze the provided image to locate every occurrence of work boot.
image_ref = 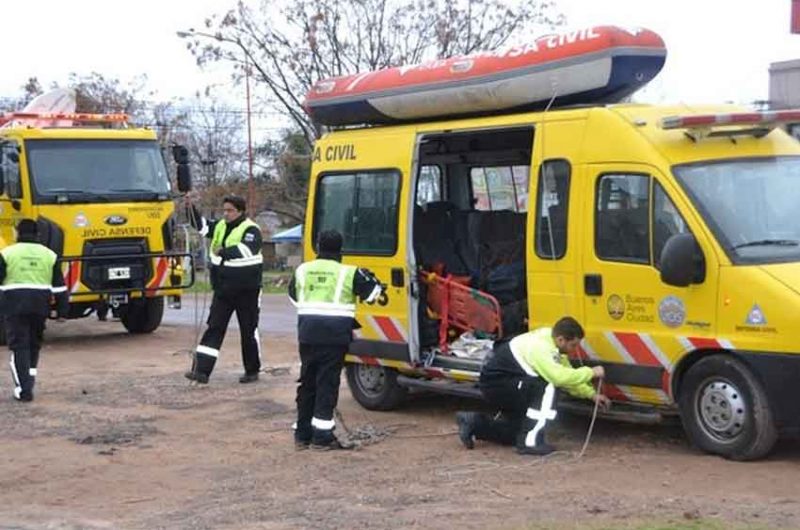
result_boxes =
[239,372,259,384]
[516,442,556,456]
[184,370,209,384]
[455,411,477,449]
[311,436,355,451]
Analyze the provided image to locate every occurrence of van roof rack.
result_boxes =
[0,112,129,128]
[659,110,800,142]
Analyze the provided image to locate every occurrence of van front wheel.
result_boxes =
[346,363,407,411]
[679,355,777,461]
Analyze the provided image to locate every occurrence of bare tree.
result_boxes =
[182,0,565,150]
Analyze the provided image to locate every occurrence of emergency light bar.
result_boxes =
[660,110,800,130]
[0,112,129,126]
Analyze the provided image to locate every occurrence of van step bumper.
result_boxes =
[559,398,677,426]
[396,375,482,399]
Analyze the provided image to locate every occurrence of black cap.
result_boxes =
[16,219,38,236]
[318,230,343,254]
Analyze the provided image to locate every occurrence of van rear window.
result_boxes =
[314,170,401,255]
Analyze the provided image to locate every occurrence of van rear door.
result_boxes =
[308,132,414,365]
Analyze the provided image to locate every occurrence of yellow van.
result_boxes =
[304,104,800,460]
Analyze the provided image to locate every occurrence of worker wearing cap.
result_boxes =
[288,230,383,450]
[456,317,610,455]
[184,195,264,385]
[0,219,68,402]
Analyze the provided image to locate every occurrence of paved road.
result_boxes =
[163,293,296,334]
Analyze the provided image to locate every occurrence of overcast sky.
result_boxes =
[2,0,800,110]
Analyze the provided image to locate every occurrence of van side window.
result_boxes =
[469,165,529,212]
[595,174,650,263]
[653,181,690,268]
[416,165,442,206]
[314,170,401,255]
[0,143,22,199]
[535,159,571,259]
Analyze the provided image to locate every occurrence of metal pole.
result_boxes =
[245,55,255,214]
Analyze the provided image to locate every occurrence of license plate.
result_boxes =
[108,267,131,280]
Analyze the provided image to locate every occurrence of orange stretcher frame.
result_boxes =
[422,271,503,352]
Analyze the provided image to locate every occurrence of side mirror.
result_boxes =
[660,233,705,287]
[172,144,189,164]
[176,164,192,193]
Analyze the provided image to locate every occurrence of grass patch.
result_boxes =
[187,270,291,294]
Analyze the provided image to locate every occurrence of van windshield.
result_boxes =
[26,139,170,203]
[674,156,800,264]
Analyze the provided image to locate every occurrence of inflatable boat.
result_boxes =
[305,26,666,126]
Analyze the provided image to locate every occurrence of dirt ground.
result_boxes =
[2,298,800,530]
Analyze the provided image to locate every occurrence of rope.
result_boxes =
[576,377,603,459]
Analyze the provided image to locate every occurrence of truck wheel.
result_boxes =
[346,363,407,411]
[679,354,777,461]
[120,297,164,334]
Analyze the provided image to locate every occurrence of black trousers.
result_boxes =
[295,343,347,444]
[475,372,557,449]
[6,314,46,401]
[193,289,261,378]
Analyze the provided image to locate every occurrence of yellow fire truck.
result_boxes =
[0,111,193,341]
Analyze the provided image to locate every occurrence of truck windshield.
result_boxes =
[674,156,800,264]
[26,139,170,203]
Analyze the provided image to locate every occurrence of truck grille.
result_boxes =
[80,238,151,291]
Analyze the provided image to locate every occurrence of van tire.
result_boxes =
[120,297,164,334]
[346,363,407,411]
[679,354,777,461]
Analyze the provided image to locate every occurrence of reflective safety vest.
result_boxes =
[294,259,357,318]
[209,218,263,269]
[0,242,59,291]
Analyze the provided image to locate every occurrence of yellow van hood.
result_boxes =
[761,263,800,296]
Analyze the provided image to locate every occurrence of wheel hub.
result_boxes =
[355,364,385,395]
[698,380,746,440]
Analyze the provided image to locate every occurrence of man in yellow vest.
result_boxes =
[456,317,610,455]
[0,219,68,402]
[185,195,264,384]
[288,230,382,450]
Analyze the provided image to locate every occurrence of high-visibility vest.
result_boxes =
[0,242,58,291]
[209,218,263,269]
[294,259,357,317]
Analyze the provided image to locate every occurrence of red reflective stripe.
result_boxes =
[614,332,662,367]
[661,370,672,397]
[373,316,405,342]
[602,384,628,401]
[687,337,721,350]
[148,257,168,288]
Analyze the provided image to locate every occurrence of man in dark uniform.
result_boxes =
[456,317,610,455]
[184,195,264,384]
[0,219,68,402]
[288,230,382,450]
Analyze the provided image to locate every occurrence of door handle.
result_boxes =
[584,274,602,296]
[391,267,405,288]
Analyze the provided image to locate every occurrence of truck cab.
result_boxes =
[0,112,193,337]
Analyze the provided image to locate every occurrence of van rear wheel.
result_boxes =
[120,296,164,334]
[679,354,777,461]
[346,363,407,411]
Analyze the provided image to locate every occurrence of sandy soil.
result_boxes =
[1,300,799,530]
